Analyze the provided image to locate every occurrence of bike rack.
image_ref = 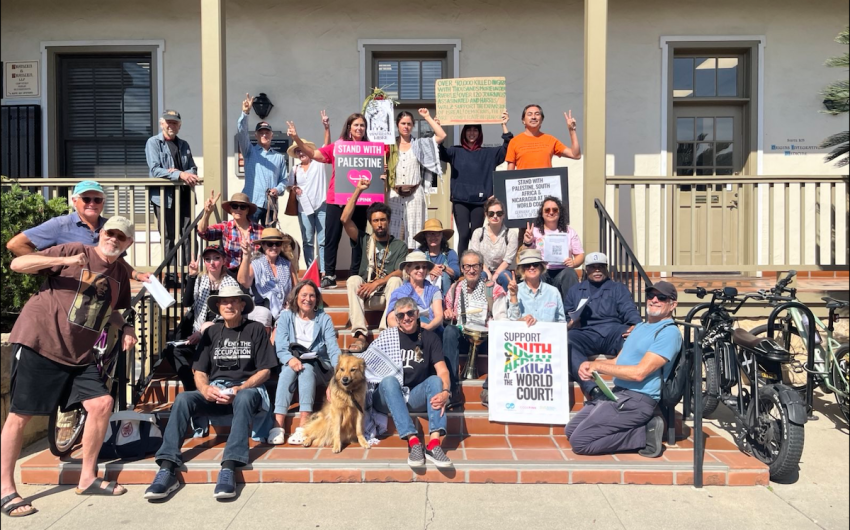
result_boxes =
[675,319,706,488]
[765,302,819,418]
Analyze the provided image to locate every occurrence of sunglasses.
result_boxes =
[408,264,429,271]
[263,241,283,248]
[229,203,249,211]
[204,255,223,263]
[487,210,504,218]
[543,207,560,215]
[395,309,418,320]
[461,263,482,271]
[523,263,543,270]
[104,229,128,242]
[647,293,673,302]
[80,196,104,205]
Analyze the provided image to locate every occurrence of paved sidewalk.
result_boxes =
[5,393,848,530]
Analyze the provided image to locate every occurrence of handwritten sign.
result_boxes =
[333,141,385,206]
[435,77,506,125]
[493,168,569,228]
[4,61,39,98]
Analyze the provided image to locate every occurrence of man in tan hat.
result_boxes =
[238,93,287,225]
[413,218,459,296]
[197,191,263,270]
[3,216,139,514]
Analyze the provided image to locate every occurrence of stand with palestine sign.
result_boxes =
[332,141,385,206]
[487,320,570,425]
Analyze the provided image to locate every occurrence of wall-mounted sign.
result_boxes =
[435,77,506,125]
[4,61,39,98]
[234,132,289,177]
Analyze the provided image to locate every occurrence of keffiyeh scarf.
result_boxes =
[355,327,410,444]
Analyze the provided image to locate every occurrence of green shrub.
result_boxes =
[1,177,70,324]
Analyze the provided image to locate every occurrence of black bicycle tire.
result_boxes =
[691,352,720,417]
[47,407,86,457]
[835,344,849,424]
[749,384,805,481]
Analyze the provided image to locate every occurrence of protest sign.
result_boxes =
[365,99,396,145]
[332,141,385,206]
[435,77,506,125]
[488,320,570,425]
[493,167,569,228]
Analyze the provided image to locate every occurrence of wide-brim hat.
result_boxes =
[222,192,258,216]
[256,227,285,244]
[398,250,435,272]
[517,249,546,266]
[413,218,454,246]
[207,284,255,316]
[287,140,316,158]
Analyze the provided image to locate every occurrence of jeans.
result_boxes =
[442,325,487,389]
[155,388,263,467]
[372,375,447,438]
[251,207,269,226]
[564,389,657,455]
[274,364,318,414]
[299,204,327,274]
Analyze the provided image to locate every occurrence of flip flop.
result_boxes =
[1,492,37,518]
[75,477,127,496]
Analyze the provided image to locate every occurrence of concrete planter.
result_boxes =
[1,333,49,446]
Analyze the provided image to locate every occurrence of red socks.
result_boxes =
[408,436,420,448]
[408,436,441,451]
[426,438,440,451]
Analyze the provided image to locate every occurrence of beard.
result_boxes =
[646,306,670,318]
[101,244,123,258]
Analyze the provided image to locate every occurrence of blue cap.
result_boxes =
[73,180,104,196]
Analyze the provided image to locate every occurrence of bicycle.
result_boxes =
[749,270,850,423]
[684,285,807,481]
[47,324,123,457]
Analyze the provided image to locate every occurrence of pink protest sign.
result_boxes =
[332,141,385,205]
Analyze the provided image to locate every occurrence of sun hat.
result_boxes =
[222,192,258,216]
[73,180,104,196]
[585,252,609,266]
[646,281,678,301]
[413,218,454,246]
[102,216,134,237]
[516,249,546,266]
[207,284,255,316]
[161,109,182,122]
[287,140,317,158]
[256,227,285,244]
[398,250,435,272]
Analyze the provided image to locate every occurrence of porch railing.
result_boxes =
[604,175,848,273]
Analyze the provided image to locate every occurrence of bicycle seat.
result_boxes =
[821,296,849,310]
[732,328,793,363]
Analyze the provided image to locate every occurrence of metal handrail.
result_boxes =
[606,174,843,185]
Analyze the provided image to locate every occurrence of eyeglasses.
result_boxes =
[263,241,283,248]
[543,207,559,215]
[487,211,504,218]
[204,255,223,263]
[80,196,104,205]
[230,203,249,211]
[647,293,673,302]
[409,264,429,271]
[461,263,482,271]
[104,229,128,242]
[395,309,418,320]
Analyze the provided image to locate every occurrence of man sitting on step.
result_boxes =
[145,284,278,501]
[564,252,642,402]
[565,282,682,458]
[344,178,407,353]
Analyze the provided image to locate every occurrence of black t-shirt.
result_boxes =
[398,328,443,388]
[193,319,278,382]
[166,139,183,171]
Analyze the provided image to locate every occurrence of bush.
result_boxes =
[1,177,70,328]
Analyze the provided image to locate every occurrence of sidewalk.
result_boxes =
[6,393,848,530]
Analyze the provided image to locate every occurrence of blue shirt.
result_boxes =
[237,112,287,209]
[614,319,682,400]
[564,278,642,337]
[24,212,106,250]
[424,249,460,282]
[508,281,566,323]
[145,133,197,207]
[386,280,444,332]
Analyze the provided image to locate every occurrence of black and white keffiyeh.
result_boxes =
[355,327,410,444]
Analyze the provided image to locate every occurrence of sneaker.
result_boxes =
[639,416,665,458]
[320,275,336,289]
[267,427,286,445]
[480,389,488,408]
[425,444,453,468]
[144,468,179,500]
[213,468,236,499]
[407,443,426,467]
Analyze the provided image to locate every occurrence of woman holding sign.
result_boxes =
[288,113,372,288]
[506,105,581,170]
[522,196,584,301]
[386,110,446,249]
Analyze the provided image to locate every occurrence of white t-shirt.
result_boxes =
[288,161,327,215]
[294,316,315,349]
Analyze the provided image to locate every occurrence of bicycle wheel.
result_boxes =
[750,324,808,390]
[746,384,805,481]
[47,407,86,457]
[834,344,849,424]
[691,351,720,417]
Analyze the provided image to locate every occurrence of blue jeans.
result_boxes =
[299,204,326,273]
[372,375,447,438]
[155,388,263,467]
[252,207,269,226]
[274,363,319,414]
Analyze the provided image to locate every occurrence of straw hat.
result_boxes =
[255,227,285,244]
[413,218,454,246]
[398,250,435,272]
[222,192,258,216]
[206,284,255,316]
[287,140,317,158]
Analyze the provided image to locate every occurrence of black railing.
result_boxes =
[595,199,653,316]
[1,105,42,178]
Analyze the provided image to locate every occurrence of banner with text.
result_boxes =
[488,320,570,425]
[435,77,506,125]
[493,167,569,228]
[365,99,396,145]
[332,141,385,206]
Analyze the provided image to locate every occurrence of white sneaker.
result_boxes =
[268,427,286,445]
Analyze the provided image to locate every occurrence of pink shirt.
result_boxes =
[529,225,584,270]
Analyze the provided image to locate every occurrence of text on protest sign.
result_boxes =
[364,99,396,145]
[332,141,385,206]
[493,167,569,228]
[435,77,506,125]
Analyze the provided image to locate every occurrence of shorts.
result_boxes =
[9,345,110,416]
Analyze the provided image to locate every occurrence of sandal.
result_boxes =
[1,492,37,518]
[287,427,306,445]
[348,335,368,353]
[75,477,127,496]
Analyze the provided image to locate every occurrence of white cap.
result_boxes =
[585,252,608,266]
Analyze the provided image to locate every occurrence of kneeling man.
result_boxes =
[145,284,278,501]
[565,282,681,458]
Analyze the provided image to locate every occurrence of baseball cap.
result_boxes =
[73,180,104,196]
[585,252,608,266]
[161,109,182,122]
[646,281,678,300]
[255,121,273,132]
[102,216,134,237]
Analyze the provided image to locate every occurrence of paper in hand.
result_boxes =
[143,275,176,310]
[568,298,589,322]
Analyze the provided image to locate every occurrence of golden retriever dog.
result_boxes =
[301,354,370,453]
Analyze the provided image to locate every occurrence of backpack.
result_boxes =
[658,322,688,409]
[98,411,163,461]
